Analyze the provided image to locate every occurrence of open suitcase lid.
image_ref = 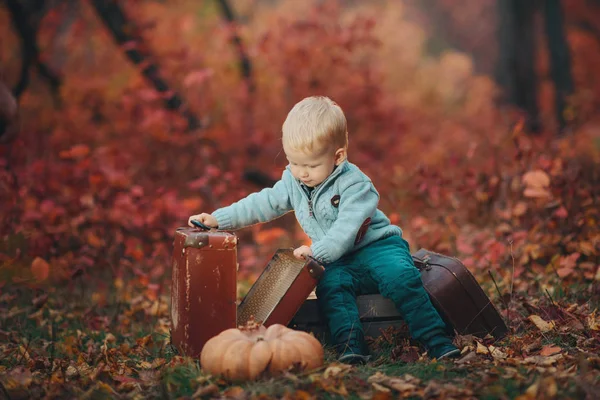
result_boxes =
[237,249,324,327]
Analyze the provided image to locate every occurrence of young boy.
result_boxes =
[188,96,460,364]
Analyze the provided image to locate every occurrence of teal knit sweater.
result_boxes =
[212,160,402,264]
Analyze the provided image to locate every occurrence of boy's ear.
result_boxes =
[334,148,347,166]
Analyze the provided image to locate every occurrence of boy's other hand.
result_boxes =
[188,213,218,228]
[293,245,313,260]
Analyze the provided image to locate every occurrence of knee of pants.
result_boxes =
[380,267,428,306]
[316,269,355,301]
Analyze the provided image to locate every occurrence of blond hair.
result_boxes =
[282,96,348,153]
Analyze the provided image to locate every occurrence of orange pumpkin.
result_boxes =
[200,319,324,381]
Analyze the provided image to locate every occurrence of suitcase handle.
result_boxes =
[190,219,212,230]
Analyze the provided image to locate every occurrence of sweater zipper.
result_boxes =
[296,163,343,219]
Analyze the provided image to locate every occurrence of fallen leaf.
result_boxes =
[86,232,105,248]
[371,382,391,393]
[222,386,246,399]
[528,315,555,332]
[542,377,558,397]
[398,346,420,363]
[523,354,563,366]
[423,380,474,398]
[32,293,48,308]
[371,390,393,400]
[281,389,316,400]
[559,253,580,270]
[65,365,79,379]
[60,144,90,160]
[524,380,539,398]
[523,187,552,199]
[553,206,568,218]
[524,338,542,353]
[587,311,600,331]
[489,345,508,360]
[476,341,489,354]
[192,384,219,399]
[522,170,550,188]
[31,257,50,281]
[513,202,528,217]
[540,345,562,356]
[368,372,420,394]
[323,363,352,379]
[578,242,596,256]
[456,351,478,364]
[2,367,33,391]
[556,266,574,278]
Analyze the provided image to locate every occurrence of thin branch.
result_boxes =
[0,380,12,400]
[488,270,509,312]
[508,240,515,299]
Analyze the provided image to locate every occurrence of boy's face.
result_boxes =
[285,146,346,187]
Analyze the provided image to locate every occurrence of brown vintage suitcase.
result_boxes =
[413,249,508,340]
[289,249,508,341]
[237,249,324,327]
[170,226,238,357]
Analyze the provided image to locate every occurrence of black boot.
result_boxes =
[335,330,371,365]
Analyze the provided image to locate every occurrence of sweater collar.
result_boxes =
[287,159,349,191]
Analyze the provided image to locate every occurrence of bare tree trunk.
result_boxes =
[89,0,201,131]
[496,0,575,134]
[543,0,574,133]
[496,0,541,133]
[214,0,254,92]
[214,0,273,187]
[5,0,62,103]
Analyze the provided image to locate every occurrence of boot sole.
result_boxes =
[338,354,371,365]
[437,348,461,360]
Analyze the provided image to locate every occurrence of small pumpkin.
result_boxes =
[200,318,323,381]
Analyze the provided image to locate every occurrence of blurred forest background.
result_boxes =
[0,0,599,398]
[1,0,598,294]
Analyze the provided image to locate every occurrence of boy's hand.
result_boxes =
[188,213,218,228]
[293,245,313,260]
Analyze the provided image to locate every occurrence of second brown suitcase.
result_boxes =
[290,249,508,341]
[413,249,508,340]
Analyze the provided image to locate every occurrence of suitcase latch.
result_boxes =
[305,260,325,280]
[422,254,432,270]
[183,234,208,249]
[415,254,432,271]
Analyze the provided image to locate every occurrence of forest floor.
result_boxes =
[0,255,599,399]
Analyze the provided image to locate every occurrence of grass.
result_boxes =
[1,270,597,400]
[159,358,468,399]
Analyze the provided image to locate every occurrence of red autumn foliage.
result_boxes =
[0,0,597,293]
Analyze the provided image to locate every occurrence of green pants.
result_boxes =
[315,235,451,351]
